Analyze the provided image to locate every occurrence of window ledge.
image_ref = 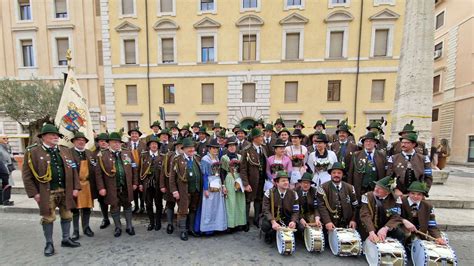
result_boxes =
[198,10,217,15]
[282,59,304,62]
[433,92,443,96]
[158,62,178,65]
[18,66,38,69]
[52,18,70,22]
[370,56,394,60]
[157,13,176,17]
[327,100,341,102]
[121,64,140,67]
[16,20,34,24]
[325,57,347,61]
[119,14,138,19]
[370,100,385,103]
[198,61,218,65]
[284,6,304,11]
[240,9,261,13]
[239,60,260,64]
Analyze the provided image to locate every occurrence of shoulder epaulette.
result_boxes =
[316,186,325,195]
[26,143,38,151]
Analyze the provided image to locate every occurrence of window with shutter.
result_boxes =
[122,0,134,15]
[327,80,341,101]
[95,0,101,16]
[160,0,173,13]
[100,86,105,105]
[329,31,343,58]
[242,83,256,103]
[126,85,138,105]
[433,75,441,93]
[371,80,385,101]
[374,29,388,57]
[285,33,300,60]
[161,38,174,63]
[201,84,214,104]
[201,36,214,63]
[284,82,298,103]
[242,34,256,61]
[55,0,67,18]
[432,109,439,122]
[56,38,69,66]
[124,39,136,64]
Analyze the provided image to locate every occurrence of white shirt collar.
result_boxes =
[407,197,420,208]
[402,151,415,157]
[42,143,56,149]
[339,140,347,145]
[200,139,207,143]
[277,188,287,198]
[332,182,342,190]
[149,150,158,157]
[74,147,86,152]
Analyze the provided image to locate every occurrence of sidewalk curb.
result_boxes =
[2,206,473,232]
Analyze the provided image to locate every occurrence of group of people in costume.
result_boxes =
[22,117,446,261]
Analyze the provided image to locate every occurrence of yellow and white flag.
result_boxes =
[54,59,95,150]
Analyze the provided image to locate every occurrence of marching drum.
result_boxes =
[304,226,325,253]
[411,239,457,266]
[328,228,362,256]
[276,227,296,255]
[364,237,407,266]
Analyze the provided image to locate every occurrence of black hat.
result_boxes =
[198,126,210,136]
[360,132,380,144]
[207,138,220,148]
[277,128,291,137]
[146,136,161,147]
[313,120,326,130]
[225,136,238,147]
[290,129,305,139]
[298,172,315,185]
[71,131,89,143]
[314,133,329,143]
[128,127,142,137]
[273,139,287,148]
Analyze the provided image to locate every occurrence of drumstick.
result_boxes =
[278,227,297,233]
[415,230,437,242]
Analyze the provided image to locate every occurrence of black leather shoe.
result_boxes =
[126,227,136,236]
[84,227,94,237]
[3,201,14,206]
[71,230,80,241]
[243,223,250,232]
[189,230,200,237]
[180,231,188,241]
[147,224,154,231]
[166,224,174,234]
[100,219,110,229]
[139,207,145,214]
[155,222,161,231]
[114,228,122,237]
[44,242,55,257]
[61,238,81,248]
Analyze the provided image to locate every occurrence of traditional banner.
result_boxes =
[54,62,95,150]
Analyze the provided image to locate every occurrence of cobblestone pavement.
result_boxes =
[0,212,472,265]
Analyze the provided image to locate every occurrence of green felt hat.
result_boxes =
[169,122,180,131]
[191,121,201,129]
[399,120,416,135]
[198,126,210,136]
[180,123,190,131]
[374,176,395,192]
[293,120,305,129]
[71,131,89,143]
[212,122,223,130]
[108,132,124,143]
[335,119,353,136]
[361,132,380,144]
[249,127,263,140]
[263,124,275,132]
[407,181,429,197]
[95,132,109,141]
[298,172,315,185]
[38,123,63,138]
[328,162,345,174]
[158,128,171,138]
[255,118,265,127]
[150,120,162,130]
[274,117,285,127]
[207,138,220,148]
[174,137,184,147]
[367,120,385,135]
[181,138,195,148]
[277,128,291,137]
[399,132,418,146]
[274,171,290,182]
[146,136,161,147]
[225,136,238,147]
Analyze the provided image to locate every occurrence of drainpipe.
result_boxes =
[145,0,152,125]
[354,0,364,128]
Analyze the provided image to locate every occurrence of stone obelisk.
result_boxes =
[390,0,434,147]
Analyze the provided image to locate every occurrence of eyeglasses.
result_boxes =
[2,138,8,140]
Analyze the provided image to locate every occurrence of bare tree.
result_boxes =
[0,78,63,145]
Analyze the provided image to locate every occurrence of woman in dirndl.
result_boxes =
[266,139,292,191]
[285,129,308,188]
[307,133,338,187]
[196,138,227,234]
[221,137,246,231]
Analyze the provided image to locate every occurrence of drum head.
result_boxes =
[304,227,313,252]
[411,239,427,266]
[363,239,380,265]
[276,231,284,255]
[328,230,339,255]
